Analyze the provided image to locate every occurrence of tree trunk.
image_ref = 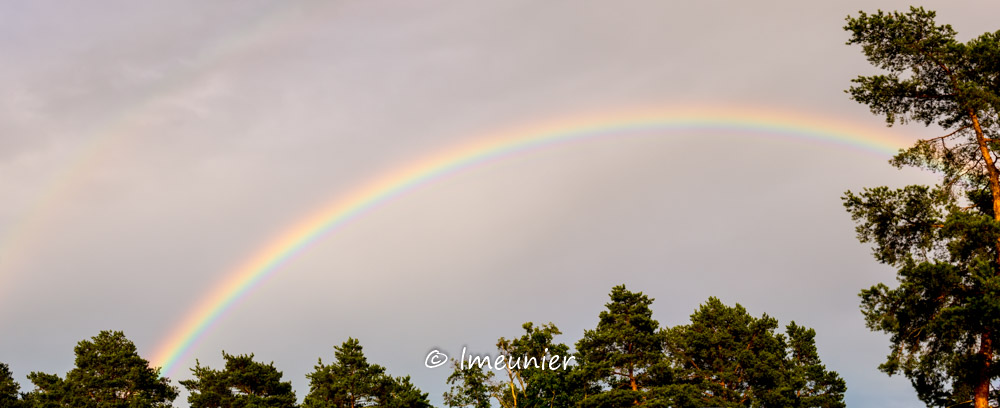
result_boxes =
[969,109,997,408]
[970,106,997,408]
[630,364,638,405]
[629,363,637,391]
[974,332,992,408]
[969,109,1000,262]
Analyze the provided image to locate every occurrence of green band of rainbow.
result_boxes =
[150,107,908,376]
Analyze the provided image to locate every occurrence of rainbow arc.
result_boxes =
[149,107,910,376]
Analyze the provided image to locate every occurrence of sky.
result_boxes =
[1,1,998,407]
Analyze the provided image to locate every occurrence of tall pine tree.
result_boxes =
[575,285,666,407]
[843,7,1000,408]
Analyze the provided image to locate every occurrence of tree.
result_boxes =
[494,322,581,408]
[371,375,431,408]
[304,338,383,408]
[443,360,495,408]
[784,323,848,408]
[662,297,845,408]
[21,372,66,408]
[443,322,582,408]
[842,6,1000,408]
[575,285,667,407]
[23,330,177,407]
[1,362,25,408]
[304,338,430,408]
[179,352,297,408]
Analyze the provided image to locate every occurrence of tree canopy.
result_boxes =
[575,285,666,407]
[662,298,846,408]
[443,286,844,408]
[22,330,177,408]
[303,338,431,408]
[5,289,842,408]
[444,322,582,408]
[180,352,297,408]
[0,362,25,408]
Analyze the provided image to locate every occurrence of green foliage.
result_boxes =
[664,298,784,407]
[662,298,845,408]
[842,185,949,265]
[0,362,25,408]
[844,6,1000,407]
[783,323,849,408]
[4,288,846,408]
[575,285,667,407]
[857,256,1000,406]
[303,338,382,408]
[443,322,582,408]
[566,289,844,407]
[443,360,494,408]
[496,322,581,408]
[372,375,430,408]
[23,330,177,408]
[21,372,65,408]
[303,338,430,408]
[180,352,297,408]
[846,7,999,201]
[845,7,999,130]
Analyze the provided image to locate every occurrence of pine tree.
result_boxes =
[180,352,297,408]
[23,331,177,407]
[662,298,845,407]
[575,285,666,407]
[843,7,1000,407]
[0,362,25,408]
[304,338,430,408]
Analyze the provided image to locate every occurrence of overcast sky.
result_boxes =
[2,1,999,407]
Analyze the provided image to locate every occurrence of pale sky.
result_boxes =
[2,1,998,407]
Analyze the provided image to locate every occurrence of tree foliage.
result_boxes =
[5,288,845,408]
[0,362,25,408]
[180,352,297,408]
[23,330,177,408]
[843,6,1000,408]
[371,375,430,408]
[495,323,581,408]
[575,285,666,407]
[443,359,495,408]
[303,338,430,408]
[570,287,844,408]
[443,322,581,408]
[662,298,846,408]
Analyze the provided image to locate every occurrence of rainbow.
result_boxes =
[150,106,910,376]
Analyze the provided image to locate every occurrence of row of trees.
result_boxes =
[443,286,845,408]
[0,285,846,408]
[0,332,432,408]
